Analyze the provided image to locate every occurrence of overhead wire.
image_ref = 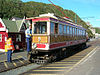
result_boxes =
[47,0,78,23]
[48,0,69,18]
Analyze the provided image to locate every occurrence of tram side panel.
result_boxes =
[49,34,87,50]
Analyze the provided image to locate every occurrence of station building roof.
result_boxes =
[2,19,26,33]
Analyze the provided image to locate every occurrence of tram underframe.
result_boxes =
[27,43,86,64]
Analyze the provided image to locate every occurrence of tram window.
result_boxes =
[77,28,79,36]
[34,22,47,34]
[78,29,79,35]
[70,26,72,35]
[76,28,77,36]
[50,22,54,34]
[80,30,82,35]
[83,30,85,36]
[85,30,86,36]
[73,27,75,36]
[80,29,82,35]
[67,26,69,35]
[82,30,84,36]
[75,28,76,35]
[79,29,80,35]
[75,28,77,36]
[64,25,67,34]
[79,29,81,35]
[82,30,83,36]
[55,23,58,34]
[59,24,63,34]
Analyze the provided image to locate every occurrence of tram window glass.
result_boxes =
[59,24,63,34]
[83,30,85,36]
[64,25,67,34]
[79,29,81,35]
[77,28,79,36]
[76,28,77,36]
[78,29,79,35]
[34,22,47,34]
[55,23,58,34]
[73,27,75,36]
[78,29,80,35]
[50,22,54,34]
[81,29,82,35]
[75,28,76,35]
[85,30,86,35]
[81,30,82,35]
[82,30,84,36]
[77,29,78,35]
[70,26,72,35]
[62,25,64,34]
[67,26,69,35]
[82,30,83,36]
[84,30,85,36]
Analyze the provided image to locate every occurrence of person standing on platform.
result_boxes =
[25,25,32,53]
[5,36,15,62]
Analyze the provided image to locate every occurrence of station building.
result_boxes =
[0,18,27,52]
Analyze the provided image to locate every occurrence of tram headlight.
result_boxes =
[32,43,37,49]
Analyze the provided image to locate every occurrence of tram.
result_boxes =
[26,13,87,63]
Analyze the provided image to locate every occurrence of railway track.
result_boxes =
[0,58,31,73]
[21,39,100,75]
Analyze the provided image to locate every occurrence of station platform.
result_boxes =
[66,45,100,75]
[0,50,31,73]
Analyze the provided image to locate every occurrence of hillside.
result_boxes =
[0,0,93,37]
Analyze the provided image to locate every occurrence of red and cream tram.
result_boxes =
[26,13,87,63]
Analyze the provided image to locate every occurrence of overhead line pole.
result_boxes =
[48,0,69,18]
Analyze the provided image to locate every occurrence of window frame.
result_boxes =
[67,25,70,35]
[64,25,67,34]
[54,23,58,34]
[59,24,63,35]
[16,34,21,42]
[0,34,2,42]
[50,22,55,35]
[73,27,75,37]
[34,22,47,34]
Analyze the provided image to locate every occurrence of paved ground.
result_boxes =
[21,39,100,75]
[66,45,100,75]
[0,50,30,73]
[0,50,27,62]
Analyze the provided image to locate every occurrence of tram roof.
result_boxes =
[26,13,86,30]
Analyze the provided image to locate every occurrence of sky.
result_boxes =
[22,0,100,27]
